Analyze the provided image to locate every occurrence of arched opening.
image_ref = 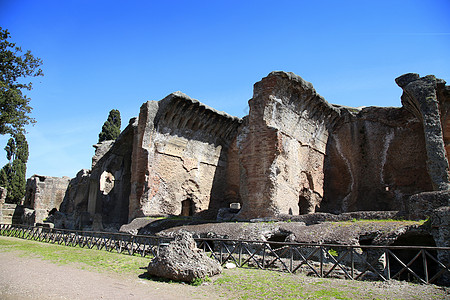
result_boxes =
[298,188,311,215]
[389,233,438,282]
[268,232,289,250]
[180,198,194,216]
[298,195,309,215]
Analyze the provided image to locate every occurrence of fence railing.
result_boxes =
[1,223,449,285]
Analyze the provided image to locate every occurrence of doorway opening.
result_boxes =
[181,198,194,216]
[298,188,311,215]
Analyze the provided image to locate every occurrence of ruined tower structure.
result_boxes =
[24,71,449,229]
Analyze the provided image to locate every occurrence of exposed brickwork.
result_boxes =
[128,92,242,221]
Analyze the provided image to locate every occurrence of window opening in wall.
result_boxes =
[181,198,194,216]
[298,195,309,215]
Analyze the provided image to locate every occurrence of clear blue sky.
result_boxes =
[1,0,449,179]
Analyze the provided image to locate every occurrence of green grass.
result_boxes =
[0,236,150,276]
[214,268,360,299]
[328,248,338,257]
[335,218,428,226]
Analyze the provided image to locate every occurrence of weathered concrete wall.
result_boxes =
[129,92,241,220]
[321,107,433,213]
[87,121,136,227]
[23,175,71,223]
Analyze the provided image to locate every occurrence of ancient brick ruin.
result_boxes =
[237,72,434,218]
[128,92,242,221]
[23,175,70,224]
[16,71,449,232]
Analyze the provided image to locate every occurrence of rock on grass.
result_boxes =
[147,230,222,282]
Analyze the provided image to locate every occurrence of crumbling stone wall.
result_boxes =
[60,169,91,215]
[57,120,135,230]
[321,106,433,213]
[51,71,450,227]
[236,72,340,218]
[86,121,135,227]
[236,71,441,218]
[396,74,450,190]
[437,81,450,165]
[23,175,71,223]
[129,92,241,220]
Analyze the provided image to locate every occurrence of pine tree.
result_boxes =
[98,109,121,142]
[0,132,28,203]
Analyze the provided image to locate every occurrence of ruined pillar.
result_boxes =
[395,73,450,191]
[237,71,340,219]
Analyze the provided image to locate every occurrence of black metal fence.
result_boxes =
[1,224,449,285]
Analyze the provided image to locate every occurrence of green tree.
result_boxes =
[0,27,43,136]
[5,137,15,161]
[0,132,29,203]
[98,109,121,142]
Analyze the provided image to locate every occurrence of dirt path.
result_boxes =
[0,250,217,300]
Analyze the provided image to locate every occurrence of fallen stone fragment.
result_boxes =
[224,262,236,269]
[147,230,222,282]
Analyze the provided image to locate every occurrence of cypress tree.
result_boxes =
[0,133,28,203]
[98,109,121,142]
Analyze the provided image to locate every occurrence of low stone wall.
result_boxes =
[0,203,24,224]
[23,175,71,224]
